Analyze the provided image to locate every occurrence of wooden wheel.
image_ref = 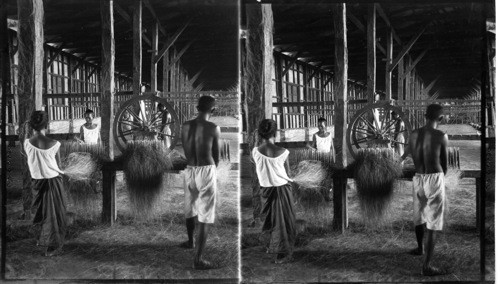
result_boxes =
[347,101,412,158]
[113,94,181,152]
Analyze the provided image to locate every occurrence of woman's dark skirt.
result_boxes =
[32,176,67,248]
[260,183,296,255]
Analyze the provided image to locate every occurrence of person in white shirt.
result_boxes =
[308,117,334,201]
[78,109,101,145]
[308,117,334,154]
[252,119,296,264]
[24,111,67,256]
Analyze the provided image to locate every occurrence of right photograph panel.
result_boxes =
[239,2,495,282]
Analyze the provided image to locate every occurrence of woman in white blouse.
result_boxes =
[252,119,296,264]
[24,111,67,256]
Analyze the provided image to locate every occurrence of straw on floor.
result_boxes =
[349,148,403,225]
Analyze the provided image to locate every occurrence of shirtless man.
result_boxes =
[407,104,448,276]
[180,96,220,270]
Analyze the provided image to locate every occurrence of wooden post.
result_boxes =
[366,4,376,103]
[304,68,309,128]
[385,29,393,100]
[150,22,158,92]
[1,0,11,277]
[245,4,274,221]
[275,55,285,129]
[132,0,142,95]
[245,3,274,149]
[100,0,116,224]
[162,49,169,93]
[17,0,44,217]
[476,177,481,231]
[170,50,176,92]
[332,3,348,233]
[397,55,404,101]
[68,59,74,133]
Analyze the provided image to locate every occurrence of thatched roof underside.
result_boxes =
[265,3,494,99]
[6,0,238,91]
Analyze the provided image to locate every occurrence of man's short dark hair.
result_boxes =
[197,96,216,112]
[425,104,444,121]
[318,117,327,124]
[85,109,94,115]
[30,111,49,131]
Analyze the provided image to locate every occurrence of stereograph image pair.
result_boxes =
[0,0,495,283]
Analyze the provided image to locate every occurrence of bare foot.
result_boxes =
[179,241,194,249]
[409,247,424,255]
[422,266,448,276]
[193,259,216,270]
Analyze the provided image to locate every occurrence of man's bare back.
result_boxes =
[181,117,220,167]
[409,126,448,174]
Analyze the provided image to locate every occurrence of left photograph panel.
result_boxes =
[1,0,239,280]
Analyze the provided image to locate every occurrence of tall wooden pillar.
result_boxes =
[132,0,142,95]
[17,0,44,217]
[150,22,158,92]
[397,55,405,101]
[1,0,11,276]
[332,3,348,233]
[162,50,170,93]
[366,4,376,102]
[245,4,274,221]
[405,57,411,101]
[385,29,393,100]
[245,4,274,149]
[100,0,116,224]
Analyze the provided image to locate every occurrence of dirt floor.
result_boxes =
[5,139,239,280]
[240,136,494,282]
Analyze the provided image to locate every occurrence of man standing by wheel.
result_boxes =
[407,104,449,276]
[180,95,220,270]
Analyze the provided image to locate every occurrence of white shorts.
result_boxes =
[184,165,217,224]
[412,172,445,231]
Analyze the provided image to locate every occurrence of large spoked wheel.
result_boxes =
[347,101,411,158]
[113,94,181,152]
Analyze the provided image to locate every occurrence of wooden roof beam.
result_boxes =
[114,2,151,46]
[143,0,167,36]
[281,51,302,77]
[375,4,402,45]
[403,48,428,77]
[86,66,98,79]
[47,43,66,67]
[307,68,321,83]
[71,59,86,74]
[194,82,205,92]
[388,24,427,73]
[347,10,386,56]
[163,41,193,71]
[322,76,333,87]
[185,69,203,87]
[154,20,190,64]
[421,75,441,96]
